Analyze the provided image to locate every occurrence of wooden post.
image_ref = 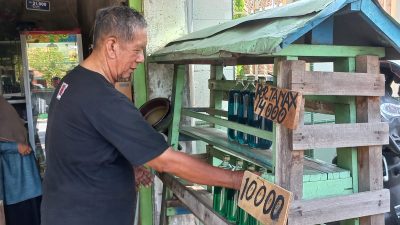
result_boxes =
[356,55,385,225]
[159,65,186,225]
[275,60,305,200]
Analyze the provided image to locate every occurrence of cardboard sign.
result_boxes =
[26,0,50,11]
[238,171,292,225]
[254,83,302,130]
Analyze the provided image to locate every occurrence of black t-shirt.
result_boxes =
[41,65,168,225]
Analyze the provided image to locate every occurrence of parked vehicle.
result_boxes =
[380,60,400,225]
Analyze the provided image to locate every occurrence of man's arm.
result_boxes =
[147,147,244,190]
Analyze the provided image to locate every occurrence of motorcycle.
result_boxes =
[380,60,400,225]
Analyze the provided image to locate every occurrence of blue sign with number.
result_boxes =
[26,0,50,11]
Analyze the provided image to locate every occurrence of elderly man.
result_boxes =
[41,5,244,225]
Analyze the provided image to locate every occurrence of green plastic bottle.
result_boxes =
[226,159,244,223]
[213,155,233,217]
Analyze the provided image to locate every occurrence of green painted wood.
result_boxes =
[161,65,185,225]
[181,109,274,140]
[334,57,359,225]
[128,0,143,13]
[128,1,152,225]
[208,65,224,192]
[133,64,147,108]
[210,65,224,112]
[168,65,185,148]
[272,57,284,172]
[303,177,354,200]
[261,172,353,200]
[276,44,385,58]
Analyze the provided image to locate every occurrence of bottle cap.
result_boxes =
[246,75,255,81]
[223,155,231,161]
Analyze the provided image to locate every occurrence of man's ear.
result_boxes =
[105,37,117,59]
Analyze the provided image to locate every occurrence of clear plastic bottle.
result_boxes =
[237,76,255,145]
[213,155,234,217]
[254,76,273,149]
[228,78,245,141]
[226,159,244,223]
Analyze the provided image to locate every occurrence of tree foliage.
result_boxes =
[233,0,247,79]
[233,0,246,19]
[27,46,75,85]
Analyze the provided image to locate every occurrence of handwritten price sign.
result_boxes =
[254,83,302,130]
[238,171,292,225]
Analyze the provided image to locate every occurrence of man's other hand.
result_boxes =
[17,143,31,156]
[134,166,154,190]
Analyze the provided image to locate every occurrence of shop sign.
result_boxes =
[26,0,50,11]
[238,171,292,225]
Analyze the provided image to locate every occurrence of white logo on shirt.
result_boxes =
[56,82,69,100]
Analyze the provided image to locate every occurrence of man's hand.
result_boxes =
[17,143,31,156]
[232,170,245,190]
[134,166,154,190]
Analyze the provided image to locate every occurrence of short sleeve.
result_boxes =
[82,92,169,166]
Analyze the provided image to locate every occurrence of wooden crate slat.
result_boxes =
[291,71,385,96]
[293,122,389,150]
[159,173,234,225]
[288,189,390,225]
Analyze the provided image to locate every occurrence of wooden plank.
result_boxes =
[288,189,390,225]
[304,99,335,115]
[290,71,385,96]
[238,171,292,225]
[355,55,385,225]
[275,60,305,200]
[293,122,389,150]
[159,173,234,225]
[254,83,303,130]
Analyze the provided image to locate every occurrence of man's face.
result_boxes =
[113,28,147,81]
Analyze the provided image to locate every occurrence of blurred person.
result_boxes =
[0,95,42,225]
[51,76,61,89]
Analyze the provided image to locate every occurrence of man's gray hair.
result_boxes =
[92,6,147,48]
